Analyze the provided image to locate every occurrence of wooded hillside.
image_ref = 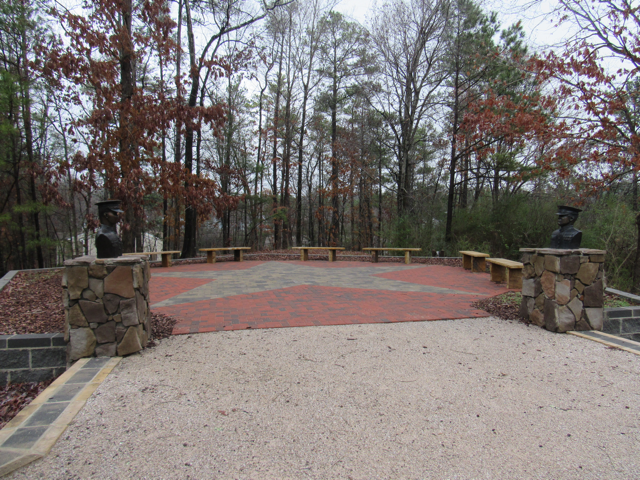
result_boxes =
[1,0,638,291]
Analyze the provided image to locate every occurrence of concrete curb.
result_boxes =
[0,356,121,477]
[0,272,19,294]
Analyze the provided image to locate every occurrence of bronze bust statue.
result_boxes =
[550,205,582,249]
[95,200,123,258]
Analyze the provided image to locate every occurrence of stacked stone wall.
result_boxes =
[63,256,151,360]
[519,248,605,332]
[604,307,640,342]
[0,333,67,386]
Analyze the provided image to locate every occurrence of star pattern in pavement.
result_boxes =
[151,261,486,308]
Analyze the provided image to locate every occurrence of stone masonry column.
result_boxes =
[63,255,151,360]
[519,248,606,332]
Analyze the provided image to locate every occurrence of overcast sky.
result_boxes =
[333,0,571,52]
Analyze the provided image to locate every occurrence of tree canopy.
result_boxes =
[2,0,639,291]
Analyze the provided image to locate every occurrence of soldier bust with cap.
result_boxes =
[95,199,123,258]
[550,205,582,249]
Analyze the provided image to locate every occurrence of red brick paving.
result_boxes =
[149,261,510,335]
[154,284,498,335]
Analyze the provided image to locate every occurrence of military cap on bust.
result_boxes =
[556,205,582,216]
[96,199,124,216]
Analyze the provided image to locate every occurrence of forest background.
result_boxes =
[1,0,639,292]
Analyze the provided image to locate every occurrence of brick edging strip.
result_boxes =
[0,356,121,477]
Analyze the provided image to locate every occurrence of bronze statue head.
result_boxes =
[95,199,123,258]
[550,205,582,249]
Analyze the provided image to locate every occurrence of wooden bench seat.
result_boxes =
[486,258,524,289]
[124,251,181,268]
[459,250,490,273]
[199,247,251,263]
[292,246,345,262]
[362,247,421,264]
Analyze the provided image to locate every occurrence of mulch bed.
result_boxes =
[471,292,524,322]
[0,380,54,430]
[0,270,65,335]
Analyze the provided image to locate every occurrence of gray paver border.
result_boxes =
[0,356,121,477]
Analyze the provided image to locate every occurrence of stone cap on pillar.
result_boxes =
[519,248,606,255]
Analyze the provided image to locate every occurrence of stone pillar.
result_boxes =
[63,255,151,360]
[519,248,606,332]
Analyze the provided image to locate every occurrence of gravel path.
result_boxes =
[8,317,640,479]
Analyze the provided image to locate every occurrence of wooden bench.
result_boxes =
[459,250,490,273]
[199,247,251,263]
[362,247,421,264]
[486,258,524,289]
[124,251,181,268]
[292,246,345,262]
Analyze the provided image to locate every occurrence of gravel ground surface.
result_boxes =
[7,317,640,480]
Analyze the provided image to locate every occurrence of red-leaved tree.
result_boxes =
[43,0,226,252]
[533,0,640,289]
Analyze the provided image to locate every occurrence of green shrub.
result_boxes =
[580,197,636,291]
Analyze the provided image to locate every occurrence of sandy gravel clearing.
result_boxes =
[8,317,640,480]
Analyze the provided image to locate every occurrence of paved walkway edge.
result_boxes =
[0,356,121,477]
[568,330,640,356]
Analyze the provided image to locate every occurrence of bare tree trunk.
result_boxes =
[181,0,198,258]
[272,36,284,249]
[329,71,340,245]
[119,0,137,253]
[172,0,183,251]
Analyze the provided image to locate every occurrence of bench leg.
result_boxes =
[507,268,522,289]
[300,249,308,261]
[234,250,241,261]
[206,251,216,264]
[462,255,471,270]
[404,251,411,264]
[371,251,378,263]
[490,264,506,283]
[162,253,172,268]
[329,250,336,262]
[472,257,486,273]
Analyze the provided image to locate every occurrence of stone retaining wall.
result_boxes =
[604,307,640,342]
[63,255,151,360]
[519,248,606,332]
[0,333,67,386]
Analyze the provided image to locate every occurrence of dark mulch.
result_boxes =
[0,269,65,335]
[471,291,525,322]
[147,313,177,347]
[0,379,54,430]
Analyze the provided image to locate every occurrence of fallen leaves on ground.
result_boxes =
[146,313,178,347]
[472,291,524,322]
[0,270,65,335]
[0,380,53,430]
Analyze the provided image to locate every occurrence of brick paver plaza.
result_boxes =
[150,261,511,334]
